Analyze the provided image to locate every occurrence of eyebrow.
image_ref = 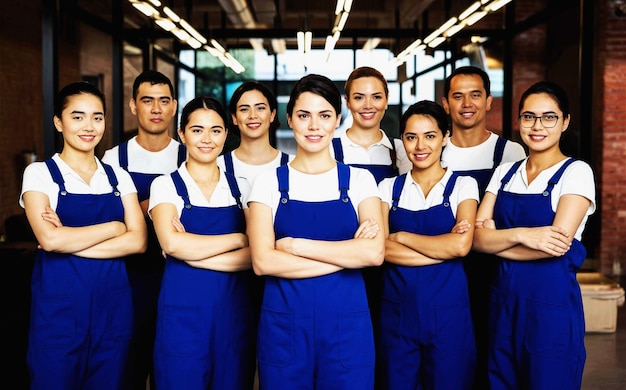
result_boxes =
[138,95,171,100]
[70,110,104,116]
[352,92,384,96]
[238,102,268,108]
[521,110,557,115]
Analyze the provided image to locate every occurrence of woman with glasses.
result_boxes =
[472,81,596,389]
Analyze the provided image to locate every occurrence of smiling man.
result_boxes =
[441,65,526,390]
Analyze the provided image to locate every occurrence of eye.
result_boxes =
[141,98,152,104]
[521,114,535,121]
[321,113,332,119]
[160,99,170,105]
[239,107,248,113]
[426,134,435,139]
[404,135,416,141]
[298,113,309,120]
[544,114,558,121]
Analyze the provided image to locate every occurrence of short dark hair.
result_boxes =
[399,100,449,136]
[54,81,106,118]
[132,70,175,100]
[443,65,491,98]
[287,74,342,117]
[518,81,570,118]
[229,81,280,132]
[179,96,228,132]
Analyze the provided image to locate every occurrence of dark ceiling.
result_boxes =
[76,0,521,55]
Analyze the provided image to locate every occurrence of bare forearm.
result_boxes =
[384,240,442,266]
[186,247,252,272]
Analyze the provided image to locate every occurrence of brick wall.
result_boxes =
[0,1,43,238]
[596,0,626,275]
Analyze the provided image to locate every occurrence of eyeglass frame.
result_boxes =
[518,113,560,128]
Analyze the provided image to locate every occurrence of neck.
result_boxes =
[410,165,446,197]
[449,127,491,148]
[185,160,220,183]
[234,137,279,165]
[346,127,383,148]
[527,148,567,171]
[291,149,336,174]
[135,132,172,152]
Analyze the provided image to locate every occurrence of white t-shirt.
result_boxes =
[248,163,380,220]
[19,154,137,210]
[441,132,527,171]
[378,169,479,219]
[485,158,596,240]
[102,136,184,174]
[148,163,250,218]
[331,129,412,175]
[217,150,294,187]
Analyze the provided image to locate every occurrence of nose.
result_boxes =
[308,116,319,130]
[416,136,426,150]
[151,101,162,113]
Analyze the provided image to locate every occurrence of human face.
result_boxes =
[231,89,276,141]
[442,74,492,131]
[402,114,448,170]
[287,92,341,154]
[178,109,227,164]
[346,77,388,131]
[54,93,105,153]
[130,82,177,136]
[519,92,569,153]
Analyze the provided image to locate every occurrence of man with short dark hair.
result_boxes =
[102,70,186,389]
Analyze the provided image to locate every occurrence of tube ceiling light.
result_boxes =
[392,0,515,67]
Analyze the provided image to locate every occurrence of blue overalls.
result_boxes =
[117,141,187,203]
[257,163,375,389]
[378,173,476,390]
[332,136,397,352]
[456,135,507,389]
[488,158,586,389]
[27,159,132,390]
[223,150,290,326]
[153,170,256,390]
[331,137,398,184]
[117,141,186,388]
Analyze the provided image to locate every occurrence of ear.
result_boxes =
[170,99,177,118]
[441,97,450,114]
[53,116,63,133]
[442,130,450,147]
[129,98,137,115]
[485,94,493,112]
[335,113,342,129]
[231,113,238,126]
[270,109,276,124]
[286,113,293,129]
[561,114,571,132]
[177,128,185,144]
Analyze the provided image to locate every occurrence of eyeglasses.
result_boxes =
[519,114,560,128]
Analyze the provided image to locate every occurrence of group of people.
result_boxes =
[20,65,596,390]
